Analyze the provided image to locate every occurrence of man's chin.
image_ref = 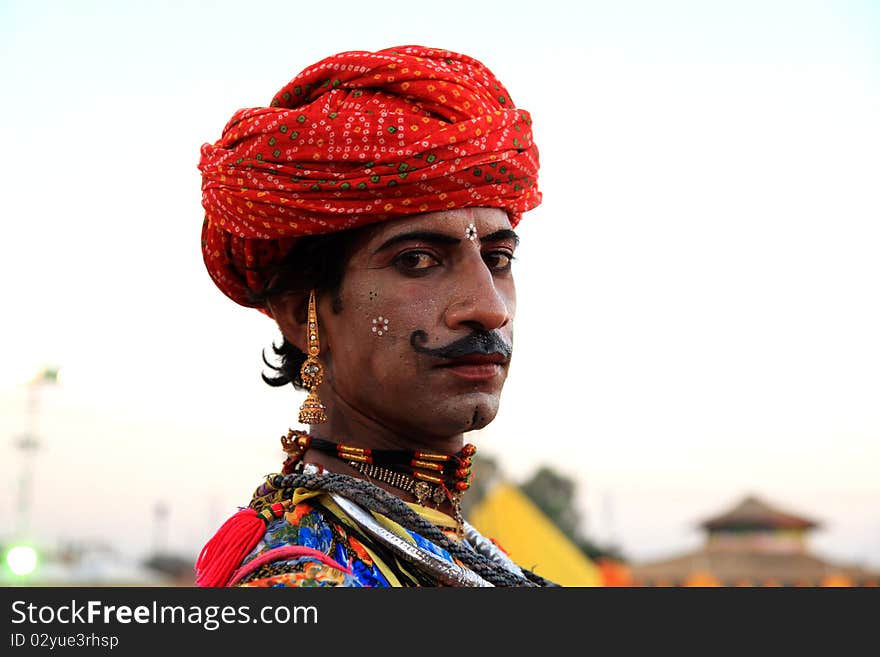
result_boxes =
[376,389,503,439]
[448,391,501,432]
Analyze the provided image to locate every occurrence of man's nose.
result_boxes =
[443,262,512,332]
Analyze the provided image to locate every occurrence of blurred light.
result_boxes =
[34,366,60,384]
[6,545,39,576]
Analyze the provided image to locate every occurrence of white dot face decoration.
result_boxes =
[465,223,477,241]
[371,316,390,336]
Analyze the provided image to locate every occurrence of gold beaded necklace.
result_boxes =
[280,429,475,534]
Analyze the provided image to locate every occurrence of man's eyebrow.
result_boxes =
[480,228,519,246]
[372,231,461,255]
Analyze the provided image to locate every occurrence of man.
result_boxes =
[195,45,553,586]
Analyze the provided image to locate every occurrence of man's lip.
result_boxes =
[436,353,509,367]
[437,360,505,382]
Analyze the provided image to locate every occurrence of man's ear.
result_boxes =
[266,292,310,353]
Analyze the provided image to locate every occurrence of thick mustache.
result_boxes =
[409,329,512,360]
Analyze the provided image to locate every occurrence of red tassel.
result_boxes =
[195,508,268,587]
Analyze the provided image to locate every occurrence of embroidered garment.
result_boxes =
[197,470,530,588]
[226,482,518,587]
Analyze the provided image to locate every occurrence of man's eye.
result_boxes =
[484,251,515,271]
[394,251,440,271]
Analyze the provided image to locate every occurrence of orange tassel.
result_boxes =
[195,508,268,587]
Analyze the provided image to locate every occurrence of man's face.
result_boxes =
[320,207,518,442]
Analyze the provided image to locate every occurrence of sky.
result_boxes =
[1,0,878,571]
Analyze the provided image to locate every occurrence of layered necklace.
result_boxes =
[280,430,476,533]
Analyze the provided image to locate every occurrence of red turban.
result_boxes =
[199,45,541,309]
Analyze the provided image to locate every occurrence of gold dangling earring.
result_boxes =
[298,289,328,425]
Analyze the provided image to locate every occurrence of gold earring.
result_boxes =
[298,289,328,425]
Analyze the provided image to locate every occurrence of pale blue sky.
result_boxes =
[1,0,878,569]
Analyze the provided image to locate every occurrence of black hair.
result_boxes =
[257,224,373,389]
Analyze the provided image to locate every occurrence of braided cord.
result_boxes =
[269,471,558,587]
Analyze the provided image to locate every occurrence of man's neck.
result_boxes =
[296,398,468,522]
[313,393,466,455]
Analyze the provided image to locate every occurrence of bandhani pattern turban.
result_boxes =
[199,45,541,309]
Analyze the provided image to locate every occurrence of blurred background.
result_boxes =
[1,0,878,586]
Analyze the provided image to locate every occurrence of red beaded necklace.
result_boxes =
[280,430,476,532]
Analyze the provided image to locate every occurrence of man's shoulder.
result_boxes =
[232,497,363,586]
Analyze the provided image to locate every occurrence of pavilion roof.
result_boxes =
[699,494,819,531]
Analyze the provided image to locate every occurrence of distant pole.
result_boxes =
[13,368,57,538]
[153,502,170,555]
